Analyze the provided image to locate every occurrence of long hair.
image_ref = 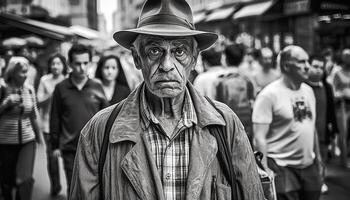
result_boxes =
[47,53,69,75]
[95,55,129,87]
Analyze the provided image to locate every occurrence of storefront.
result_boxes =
[233,0,350,53]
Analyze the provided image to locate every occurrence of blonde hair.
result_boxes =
[3,56,30,82]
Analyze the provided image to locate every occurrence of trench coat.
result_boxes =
[69,83,264,200]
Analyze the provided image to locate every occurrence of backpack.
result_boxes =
[216,72,255,141]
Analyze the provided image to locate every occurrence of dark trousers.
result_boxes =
[43,133,61,192]
[0,141,36,200]
[61,151,75,194]
[268,158,322,200]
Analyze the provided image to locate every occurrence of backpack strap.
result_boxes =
[98,101,125,200]
[205,96,241,200]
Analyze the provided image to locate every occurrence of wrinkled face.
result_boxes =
[308,59,325,82]
[51,57,64,76]
[101,58,119,82]
[132,35,198,98]
[70,53,90,79]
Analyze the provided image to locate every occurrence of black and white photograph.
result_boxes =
[0,0,350,200]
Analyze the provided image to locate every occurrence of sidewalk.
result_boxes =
[321,158,350,200]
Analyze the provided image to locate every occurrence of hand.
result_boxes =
[53,149,61,158]
[4,94,21,107]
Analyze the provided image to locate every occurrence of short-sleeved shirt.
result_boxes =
[50,76,108,151]
[252,78,316,168]
[37,74,65,133]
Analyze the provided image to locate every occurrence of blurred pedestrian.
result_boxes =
[216,43,255,144]
[50,44,108,194]
[69,0,264,199]
[239,47,259,79]
[37,53,68,196]
[193,47,225,98]
[307,54,339,194]
[322,48,340,86]
[94,55,130,104]
[333,48,350,167]
[252,47,280,94]
[253,45,322,200]
[0,56,43,200]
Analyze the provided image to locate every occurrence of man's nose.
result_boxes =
[160,53,175,72]
[304,62,310,72]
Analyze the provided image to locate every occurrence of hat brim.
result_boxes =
[113,24,218,51]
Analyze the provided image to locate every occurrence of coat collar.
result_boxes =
[109,82,225,144]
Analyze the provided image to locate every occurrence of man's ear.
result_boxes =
[130,46,142,70]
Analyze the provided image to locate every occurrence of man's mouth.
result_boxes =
[155,80,178,84]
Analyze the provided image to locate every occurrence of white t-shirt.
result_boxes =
[193,66,225,99]
[252,78,316,168]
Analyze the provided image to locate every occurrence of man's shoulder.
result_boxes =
[89,78,103,85]
[55,78,69,88]
[258,79,281,94]
[80,104,119,138]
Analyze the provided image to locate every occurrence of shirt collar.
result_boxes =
[67,74,92,89]
[140,84,197,130]
[109,82,225,144]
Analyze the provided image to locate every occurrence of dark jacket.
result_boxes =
[307,79,339,144]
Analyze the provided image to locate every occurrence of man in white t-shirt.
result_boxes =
[193,47,225,99]
[252,45,322,200]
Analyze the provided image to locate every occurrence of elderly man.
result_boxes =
[253,45,322,200]
[69,0,264,200]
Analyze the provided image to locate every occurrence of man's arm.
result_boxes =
[253,123,270,168]
[50,86,62,151]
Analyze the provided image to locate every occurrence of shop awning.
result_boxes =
[205,6,236,22]
[69,25,101,40]
[0,13,73,41]
[233,1,274,20]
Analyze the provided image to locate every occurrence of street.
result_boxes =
[32,145,67,200]
[32,145,350,200]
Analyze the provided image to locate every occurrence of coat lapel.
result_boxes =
[186,128,218,200]
[120,134,164,200]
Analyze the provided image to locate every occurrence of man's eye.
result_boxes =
[175,49,185,57]
[149,48,162,56]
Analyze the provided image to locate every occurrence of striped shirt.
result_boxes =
[0,84,38,144]
[140,86,197,200]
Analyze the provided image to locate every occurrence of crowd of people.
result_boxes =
[194,43,350,199]
[0,37,349,200]
[0,43,137,200]
[0,1,350,200]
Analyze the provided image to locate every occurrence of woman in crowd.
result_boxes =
[95,55,130,104]
[0,56,43,200]
[36,53,68,196]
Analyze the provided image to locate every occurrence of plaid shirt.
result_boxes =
[140,86,197,200]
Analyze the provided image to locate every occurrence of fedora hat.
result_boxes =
[113,0,218,51]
